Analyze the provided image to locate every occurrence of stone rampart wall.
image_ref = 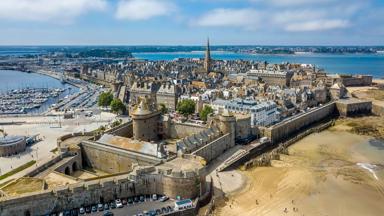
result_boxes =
[0,170,200,216]
[106,122,133,138]
[169,122,206,139]
[191,133,232,163]
[264,102,336,144]
[372,103,384,116]
[80,141,161,173]
[335,100,372,117]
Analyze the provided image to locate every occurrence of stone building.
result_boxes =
[247,69,294,87]
[156,82,180,111]
[0,135,26,157]
[131,97,162,141]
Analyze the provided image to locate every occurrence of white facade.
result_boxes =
[211,99,280,127]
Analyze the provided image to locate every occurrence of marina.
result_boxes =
[0,70,80,115]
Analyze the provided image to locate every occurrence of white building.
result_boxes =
[211,98,280,127]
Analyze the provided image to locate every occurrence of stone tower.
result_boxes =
[204,38,211,73]
[219,109,236,148]
[131,97,161,142]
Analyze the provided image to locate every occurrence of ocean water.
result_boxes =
[133,51,384,78]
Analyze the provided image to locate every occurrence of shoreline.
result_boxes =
[214,122,384,216]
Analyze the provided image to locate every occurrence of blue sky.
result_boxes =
[0,0,383,45]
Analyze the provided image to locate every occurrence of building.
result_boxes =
[211,98,280,127]
[204,38,211,73]
[0,135,26,157]
[247,69,294,87]
[156,82,180,111]
[131,97,162,141]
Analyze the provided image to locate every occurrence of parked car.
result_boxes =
[134,197,139,203]
[152,194,157,200]
[103,211,114,216]
[104,203,109,210]
[79,207,85,215]
[116,199,123,208]
[159,196,169,202]
[98,203,104,211]
[85,206,91,213]
[127,197,133,204]
[110,201,117,209]
[139,195,145,202]
[91,205,97,212]
[162,207,168,213]
[122,198,127,205]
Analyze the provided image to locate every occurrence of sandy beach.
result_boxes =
[214,128,384,216]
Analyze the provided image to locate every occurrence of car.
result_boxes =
[139,196,145,202]
[115,199,123,208]
[167,206,173,212]
[64,210,71,216]
[152,194,157,200]
[110,202,116,209]
[142,211,149,216]
[122,198,127,205]
[127,197,133,204]
[134,197,139,203]
[79,207,85,215]
[159,196,169,202]
[98,203,104,211]
[161,207,168,213]
[156,209,162,215]
[149,210,157,216]
[103,211,114,216]
[70,209,78,216]
[85,206,91,213]
[137,214,143,216]
[91,205,97,212]
[104,203,109,210]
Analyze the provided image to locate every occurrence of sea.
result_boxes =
[133,51,384,78]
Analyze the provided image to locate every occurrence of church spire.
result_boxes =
[204,37,211,73]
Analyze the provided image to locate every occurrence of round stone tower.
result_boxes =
[131,97,161,142]
[219,109,236,147]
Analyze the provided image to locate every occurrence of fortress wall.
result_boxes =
[0,171,201,216]
[335,100,372,117]
[54,153,83,175]
[264,102,336,144]
[80,141,161,173]
[372,103,384,116]
[169,122,206,139]
[106,122,133,138]
[192,133,232,163]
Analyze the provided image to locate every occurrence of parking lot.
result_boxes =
[91,199,175,216]
[54,195,179,216]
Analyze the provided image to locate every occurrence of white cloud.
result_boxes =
[251,0,338,7]
[115,0,176,21]
[0,0,106,22]
[194,8,260,30]
[285,19,350,31]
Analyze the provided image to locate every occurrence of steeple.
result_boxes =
[204,38,211,73]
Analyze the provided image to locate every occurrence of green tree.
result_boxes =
[177,99,196,117]
[110,98,126,114]
[199,105,214,122]
[98,92,113,107]
[159,103,168,114]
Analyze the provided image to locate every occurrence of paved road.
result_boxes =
[83,199,175,216]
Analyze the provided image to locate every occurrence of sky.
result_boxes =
[0,0,383,45]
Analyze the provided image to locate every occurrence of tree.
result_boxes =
[199,105,214,122]
[177,99,196,117]
[159,103,168,114]
[98,92,113,107]
[110,98,126,114]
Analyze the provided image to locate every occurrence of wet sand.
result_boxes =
[215,129,384,216]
